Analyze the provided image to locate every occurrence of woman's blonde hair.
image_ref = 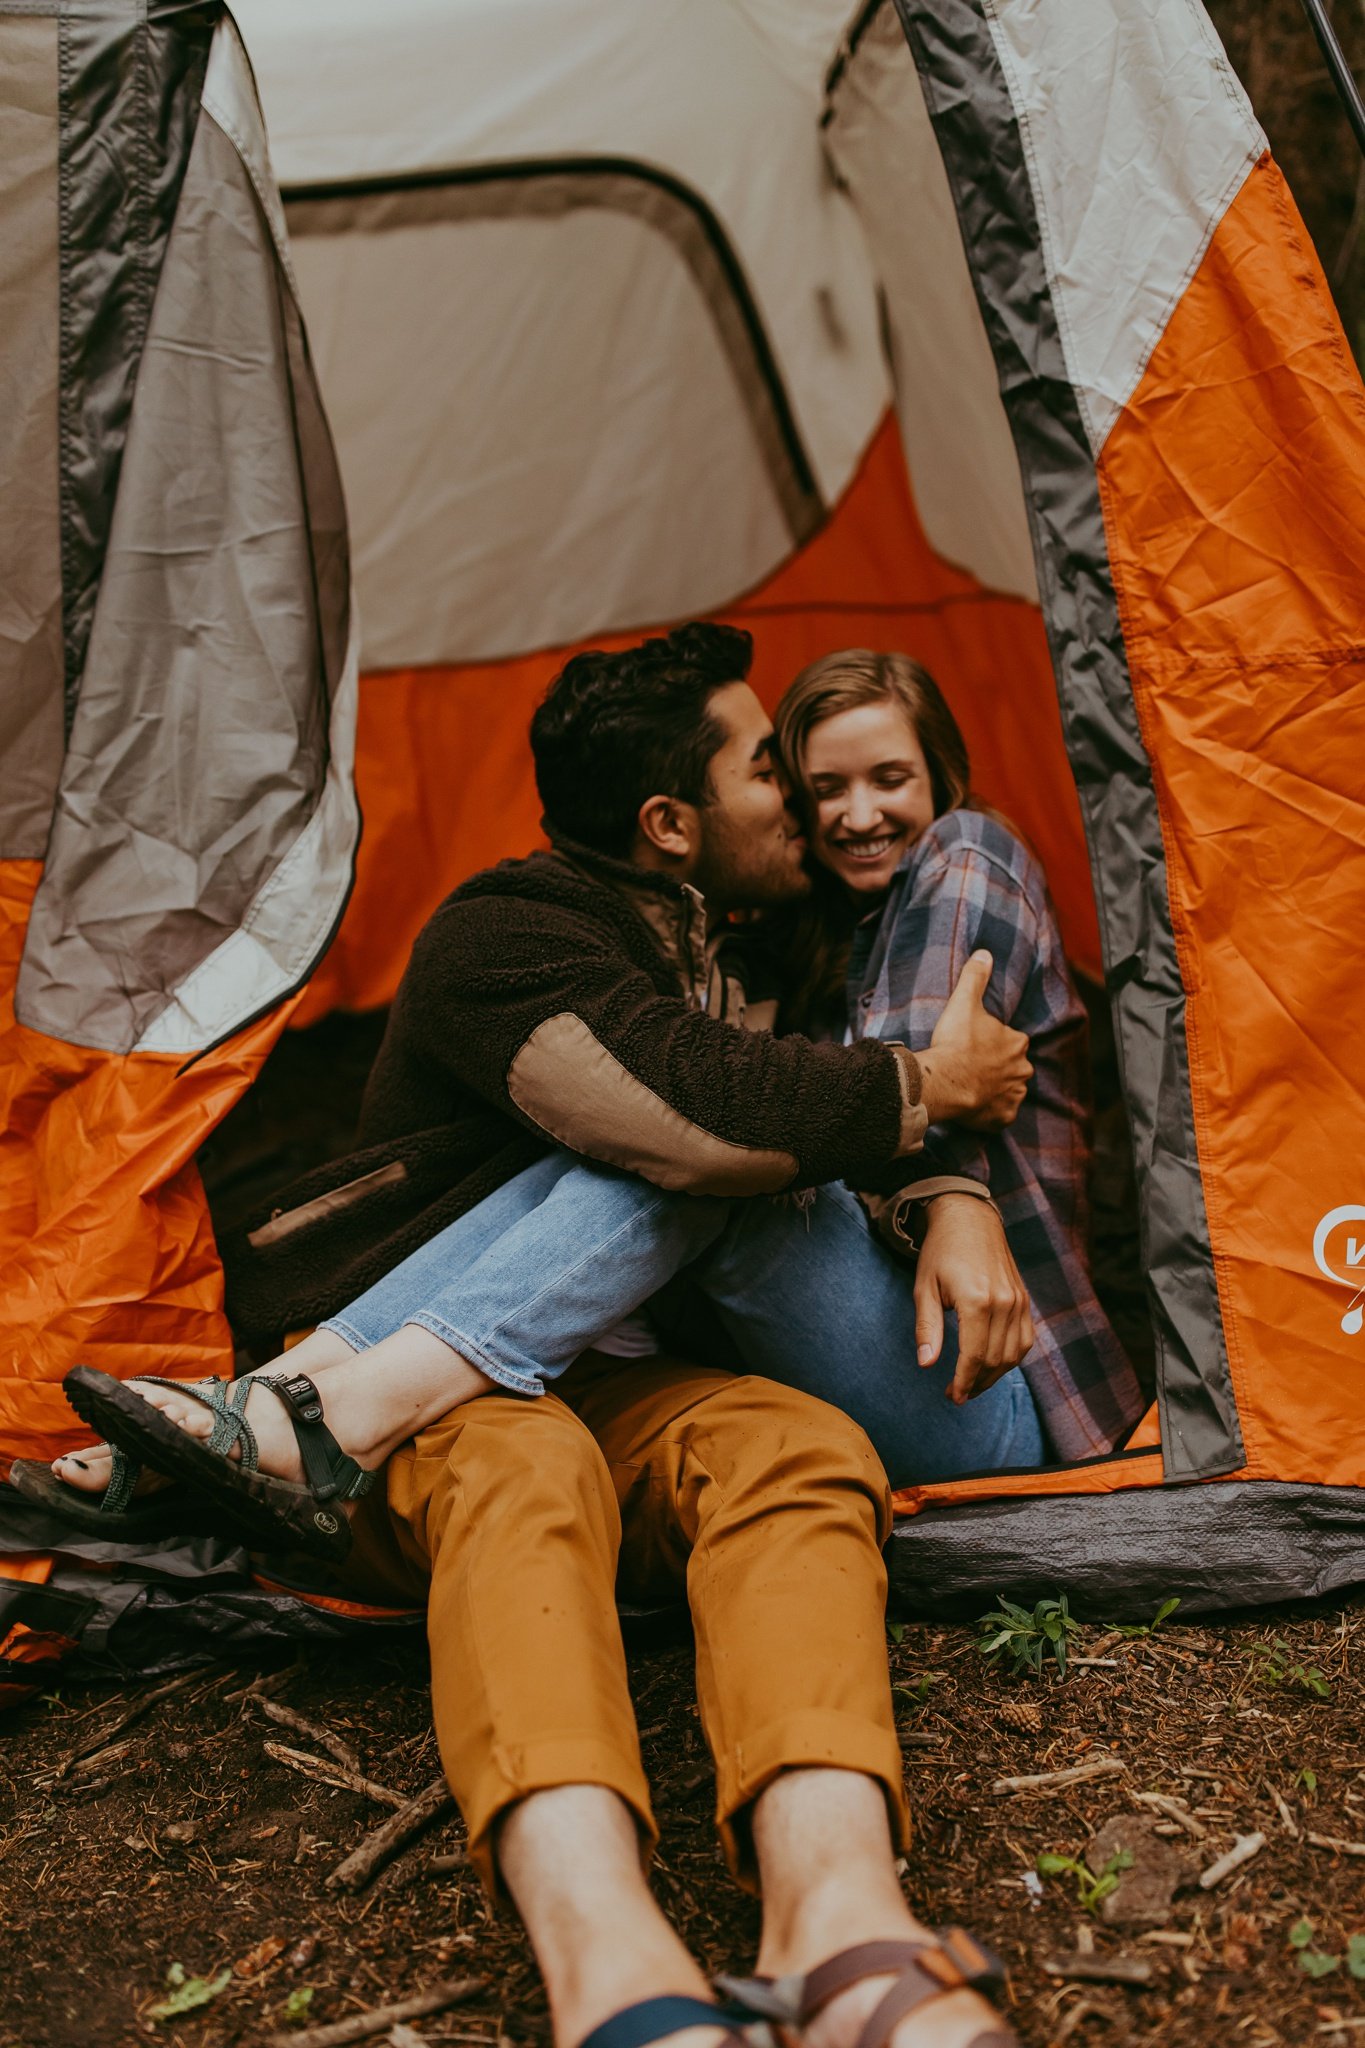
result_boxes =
[771,650,973,1025]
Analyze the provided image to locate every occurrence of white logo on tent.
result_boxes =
[1313,1206,1365,1335]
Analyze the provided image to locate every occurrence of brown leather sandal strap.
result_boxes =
[853,1957,973,2048]
[799,1942,954,2021]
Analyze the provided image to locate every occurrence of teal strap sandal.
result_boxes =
[61,1367,374,1564]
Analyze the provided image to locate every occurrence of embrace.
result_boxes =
[33,628,1145,2048]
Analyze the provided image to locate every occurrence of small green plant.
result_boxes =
[1036,1846,1135,1916]
[148,1963,232,2022]
[892,1673,940,1711]
[1110,1596,1181,1639]
[1249,1639,1332,1699]
[887,1619,906,1646]
[282,1987,315,2026]
[977,1594,1083,1678]
[1287,1918,1365,1980]
[1296,1766,1319,1794]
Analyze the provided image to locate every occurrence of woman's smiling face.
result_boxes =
[803,697,937,897]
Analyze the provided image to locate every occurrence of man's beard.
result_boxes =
[692,814,812,911]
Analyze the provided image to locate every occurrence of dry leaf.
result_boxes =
[234,1933,287,1978]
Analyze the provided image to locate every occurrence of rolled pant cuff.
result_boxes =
[403,1313,545,1399]
[461,1736,658,1896]
[716,1709,912,1892]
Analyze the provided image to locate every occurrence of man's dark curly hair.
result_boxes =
[531,622,755,857]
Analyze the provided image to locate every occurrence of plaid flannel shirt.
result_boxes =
[847,809,1146,1464]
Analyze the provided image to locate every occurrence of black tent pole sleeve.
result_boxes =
[1298,0,1365,159]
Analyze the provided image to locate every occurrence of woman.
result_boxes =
[772,649,1144,1466]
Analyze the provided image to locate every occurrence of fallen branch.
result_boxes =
[1307,1830,1365,1858]
[259,1976,485,2048]
[262,1741,406,1808]
[1130,1791,1207,1839]
[1043,1954,1153,1987]
[1199,1832,1265,1889]
[55,1669,200,1778]
[429,1851,470,1874]
[256,1697,361,1772]
[992,1757,1125,1797]
[326,1775,454,1892]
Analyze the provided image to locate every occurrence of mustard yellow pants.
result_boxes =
[344,1352,909,1892]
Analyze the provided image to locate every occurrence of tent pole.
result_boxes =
[1298,0,1365,158]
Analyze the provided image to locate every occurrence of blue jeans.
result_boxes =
[322,1152,1045,1489]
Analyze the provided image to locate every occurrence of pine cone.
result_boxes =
[995,1699,1044,1735]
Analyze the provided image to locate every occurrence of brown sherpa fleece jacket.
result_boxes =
[221,837,932,1346]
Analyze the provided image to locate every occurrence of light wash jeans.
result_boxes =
[321,1151,1044,1490]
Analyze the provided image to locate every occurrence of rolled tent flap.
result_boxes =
[0,7,358,1469]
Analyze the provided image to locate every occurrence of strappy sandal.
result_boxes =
[717,1930,1016,2048]
[576,1994,754,2048]
[62,1366,375,1564]
[7,1455,206,1541]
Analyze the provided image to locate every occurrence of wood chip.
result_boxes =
[326,1776,455,1893]
[260,1976,485,2048]
[1199,1832,1266,1888]
[1307,1830,1365,1857]
[1131,1790,1208,1838]
[1139,1931,1195,1947]
[1043,1954,1154,1987]
[257,1696,362,1772]
[262,1741,407,1809]
[992,1757,1126,1796]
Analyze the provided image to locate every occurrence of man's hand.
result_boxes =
[913,1193,1035,1403]
[916,951,1031,1130]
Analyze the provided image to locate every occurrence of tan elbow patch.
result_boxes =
[508,1013,797,1196]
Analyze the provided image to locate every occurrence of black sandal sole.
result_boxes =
[62,1367,354,1564]
[7,1460,203,1542]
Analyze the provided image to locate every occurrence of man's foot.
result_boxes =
[793,1945,1008,2048]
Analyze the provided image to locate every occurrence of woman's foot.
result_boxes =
[51,1323,497,1500]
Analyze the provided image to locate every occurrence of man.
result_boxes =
[62,625,1034,2048]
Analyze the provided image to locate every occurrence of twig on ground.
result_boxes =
[1131,1790,1208,1838]
[326,1775,455,1892]
[259,1976,485,2048]
[992,1758,1125,1796]
[262,1741,406,1808]
[53,1669,200,1778]
[1307,1830,1365,1858]
[429,1851,470,1874]
[256,1697,361,1771]
[1043,1955,1154,1987]
[1268,1783,1300,1838]
[1199,1833,1266,1889]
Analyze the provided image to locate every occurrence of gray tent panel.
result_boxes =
[889,1478,1365,1618]
[0,15,65,860]
[17,21,354,1053]
[888,0,1241,1482]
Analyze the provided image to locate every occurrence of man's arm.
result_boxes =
[395,893,946,1195]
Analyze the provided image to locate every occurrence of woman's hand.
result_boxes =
[916,950,1032,1130]
[913,1192,1035,1402]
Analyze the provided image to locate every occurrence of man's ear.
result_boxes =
[635,793,699,865]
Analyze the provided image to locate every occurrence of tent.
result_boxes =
[3,0,1364,1694]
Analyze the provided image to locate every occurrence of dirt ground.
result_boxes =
[3,1601,1362,2048]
